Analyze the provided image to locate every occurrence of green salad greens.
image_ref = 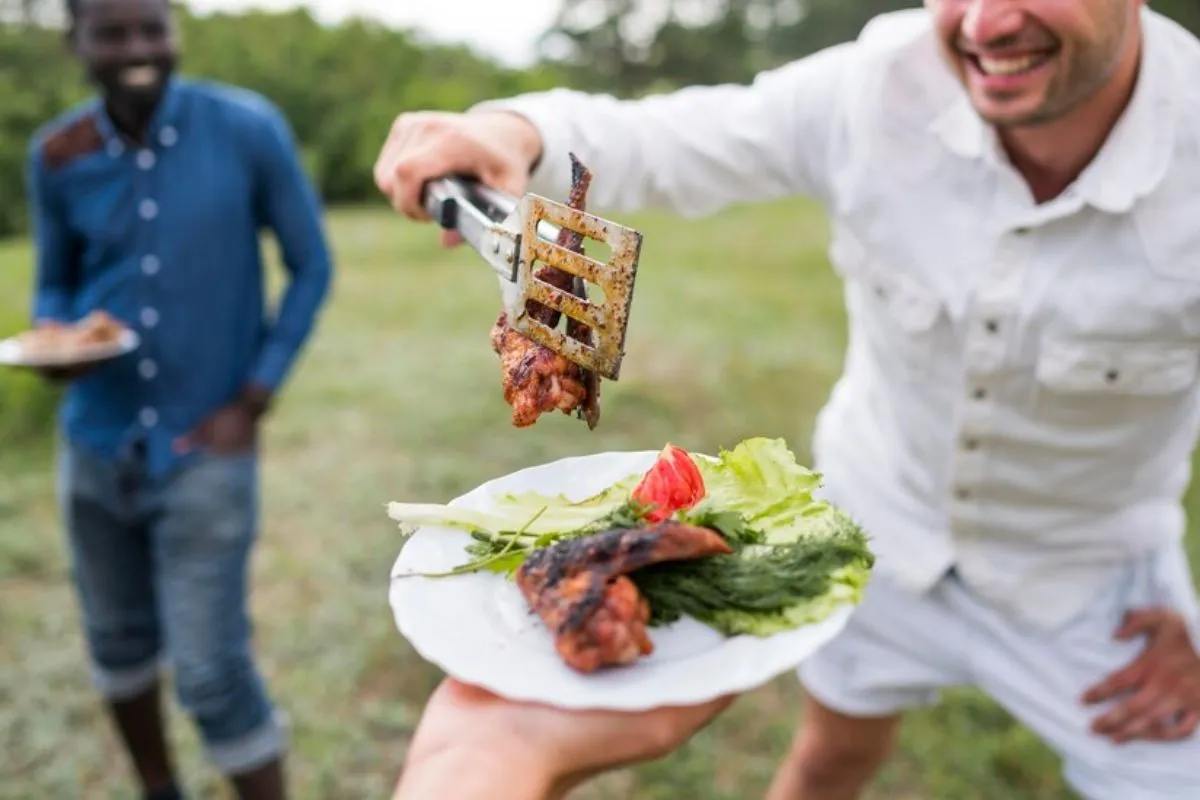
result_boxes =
[387,437,874,637]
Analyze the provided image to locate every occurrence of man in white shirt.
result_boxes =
[373,2,1200,798]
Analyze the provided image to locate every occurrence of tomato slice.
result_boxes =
[631,443,707,522]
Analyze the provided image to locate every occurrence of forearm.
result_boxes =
[249,103,335,395]
[27,145,79,325]
[249,202,332,395]
[246,261,329,395]
[471,44,855,219]
[393,746,563,800]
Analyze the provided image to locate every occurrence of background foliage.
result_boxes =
[3,0,1196,240]
[2,2,1200,798]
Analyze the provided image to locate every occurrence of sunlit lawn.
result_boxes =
[3,197,1194,798]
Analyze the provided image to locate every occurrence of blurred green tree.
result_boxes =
[0,0,563,238]
[1,0,1197,239]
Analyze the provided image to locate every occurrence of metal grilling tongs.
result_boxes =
[423,175,643,381]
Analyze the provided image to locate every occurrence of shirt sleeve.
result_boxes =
[245,102,334,395]
[470,41,858,219]
[26,142,79,324]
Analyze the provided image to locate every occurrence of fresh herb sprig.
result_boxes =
[632,525,874,632]
[429,500,655,579]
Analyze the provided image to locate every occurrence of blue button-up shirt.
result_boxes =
[26,77,333,478]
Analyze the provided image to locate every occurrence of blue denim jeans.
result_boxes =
[57,439,286,776]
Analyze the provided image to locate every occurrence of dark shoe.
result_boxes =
[144,785,184,800]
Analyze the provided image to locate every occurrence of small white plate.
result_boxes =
[0,329,140,368]
[388,450,855,711]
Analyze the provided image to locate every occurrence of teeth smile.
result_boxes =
[976,53,1048,76]
[122,65,159,87]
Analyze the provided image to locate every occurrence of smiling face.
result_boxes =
[70,0,179,117]
[926,0,1140,128]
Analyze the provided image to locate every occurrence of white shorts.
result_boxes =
[799,543,1200,800]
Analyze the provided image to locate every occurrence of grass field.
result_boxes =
[2,198,1196,799]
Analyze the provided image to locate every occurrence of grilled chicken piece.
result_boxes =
[490,315,589,427]
[531,572,653,674]
[516,522,733,673]
[492,153,601,430]
[17,309,124,357]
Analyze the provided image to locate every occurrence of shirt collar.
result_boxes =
[928,9,1179,214]
[93,75,185,153]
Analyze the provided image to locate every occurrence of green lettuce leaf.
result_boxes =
[386,471,639,537]
[689,437,825,544]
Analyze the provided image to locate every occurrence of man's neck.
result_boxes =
[998,33,1144,204]
[105,97,159,145]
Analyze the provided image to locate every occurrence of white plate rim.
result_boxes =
[0,329,140,367]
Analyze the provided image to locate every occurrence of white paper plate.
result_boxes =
[0,329,139,368]
[388,450,856,711]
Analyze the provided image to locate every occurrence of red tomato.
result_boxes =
[631,443,707,522]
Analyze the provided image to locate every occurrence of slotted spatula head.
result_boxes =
[422,175,644,381]
[508,193,643,381]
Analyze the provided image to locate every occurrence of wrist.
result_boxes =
[33,317,67,329]
[238,383,272,420]
[394,742,560,800]
[479,110,544,175]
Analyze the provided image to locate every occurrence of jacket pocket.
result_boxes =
[831,230,941,334]
[1035,338,1199,397]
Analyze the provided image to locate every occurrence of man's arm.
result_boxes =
[26,142,79,326]
[471,41,858,219]
[393,746,560,800]
[244,102,334,408]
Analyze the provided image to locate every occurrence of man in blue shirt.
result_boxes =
[25,0,333,797]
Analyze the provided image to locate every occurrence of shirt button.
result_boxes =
[955,487,971,500]
[138,358,158,380]
[140,307,159,328]
[137,149,156,170]
[140,407,158,428]
[984,319,999,333]
[141,255,160,275]
[139,199,158,220]
[1105,369,1120,383]
[159,126,178,147]
[972,387,987,400]
[963,438,979,450]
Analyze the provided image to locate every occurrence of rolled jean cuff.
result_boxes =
[90,655,161,701]
[207,709,290,776]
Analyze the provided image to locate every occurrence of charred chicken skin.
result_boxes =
[515,522,733,673]
[490,317,589,427]
[491,153,601,430]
